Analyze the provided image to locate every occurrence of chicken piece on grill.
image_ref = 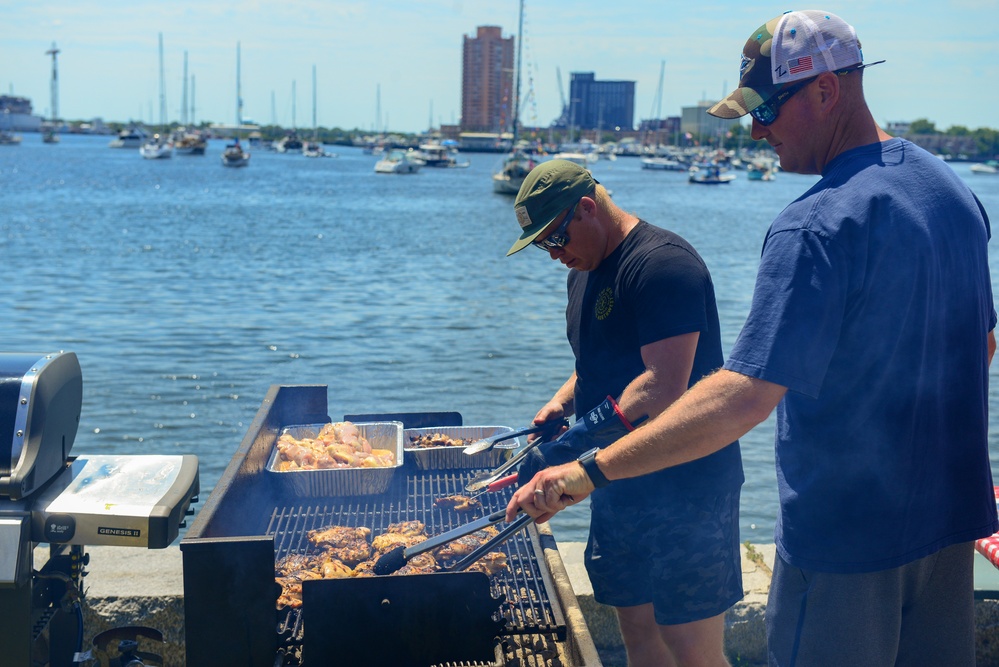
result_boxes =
[372,531,428,554]
[276,570,323,610]
[395,551,439,575]
[319,555,354,579]
[434,495,483,513]
[384,520,426,536]
[433,526,500,562]
[463,551,509,576]
[351,559,377,577]
[371,520,428,552]
[275,552,319,577]
[307,525,372,566]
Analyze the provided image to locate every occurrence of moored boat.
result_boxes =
[492,150,535,194]
[221,139,250,167]
[174,130,207,155]
[416,142,469,168]
[688,164,735,184]
[139,133,173,159]
[374,149,422,174]
[0,130,22,146]
[641,156,685,171]
[970,160,999,175]
[109,127,148,149]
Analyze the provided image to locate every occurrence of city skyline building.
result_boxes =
[563,72,635,132]
[460,26,515,134]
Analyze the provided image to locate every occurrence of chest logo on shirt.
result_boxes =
[594,287,614,321]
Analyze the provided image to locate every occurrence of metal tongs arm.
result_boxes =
[462,418,567,455]
[465,422,561,493]
[448,511,535,572]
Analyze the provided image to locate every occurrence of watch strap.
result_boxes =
[577,447,610,488]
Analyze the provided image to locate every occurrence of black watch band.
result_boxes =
[577,447,610,488]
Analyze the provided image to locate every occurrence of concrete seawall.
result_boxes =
[52,543,999,666]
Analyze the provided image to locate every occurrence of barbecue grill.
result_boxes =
[0,351,201,667]
[181,384,602,666]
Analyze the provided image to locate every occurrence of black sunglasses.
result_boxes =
[749,76,818,126]
[750,64,872,126]
[533,201,579,251]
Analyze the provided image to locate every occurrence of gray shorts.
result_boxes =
[584,488,744,625]
[766,541,976,666]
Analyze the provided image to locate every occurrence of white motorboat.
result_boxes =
[303,141,336,158]
[551,152,596,168]
[221,139,250,167]
[641,157,685,171]
[374,149,422,174]
[416,142,468,168]
[970,161,999,175]
[139,134,173,159]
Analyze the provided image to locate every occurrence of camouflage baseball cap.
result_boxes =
[709,10,883,119]
[507,159,596,256]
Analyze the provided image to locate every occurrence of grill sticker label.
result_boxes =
[98,527,141,538]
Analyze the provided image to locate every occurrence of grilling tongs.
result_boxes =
[463,419,563,493]
[462,418,568,455]
[373,508,530,575]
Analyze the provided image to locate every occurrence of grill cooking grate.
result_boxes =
[267,469,567,661]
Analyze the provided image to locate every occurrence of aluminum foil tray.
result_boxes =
[404,425,518,470]
[265,421,403,496]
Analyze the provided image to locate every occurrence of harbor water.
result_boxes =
[3,134,999,546]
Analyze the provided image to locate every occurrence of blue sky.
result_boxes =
[3,1,997,133]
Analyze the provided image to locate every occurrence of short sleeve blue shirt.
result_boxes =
[725,138,998,573]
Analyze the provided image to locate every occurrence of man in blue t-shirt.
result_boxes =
[508,11,997,666]
[506,159,744,666]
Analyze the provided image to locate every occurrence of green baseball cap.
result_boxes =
[507,159,596,256]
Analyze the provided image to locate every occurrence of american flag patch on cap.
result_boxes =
[788,55,813,74]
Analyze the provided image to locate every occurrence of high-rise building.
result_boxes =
[461,26,515,134]
[564,73,636,132]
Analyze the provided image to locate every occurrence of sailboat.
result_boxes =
[491,0,535,195]
[141,33,173,159]
[222,42,250,168]
[303,65,336,158]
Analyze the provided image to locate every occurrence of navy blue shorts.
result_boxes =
[584,487,743,625]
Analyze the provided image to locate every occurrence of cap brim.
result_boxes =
[708,85,775,119]
[506,226,548,256]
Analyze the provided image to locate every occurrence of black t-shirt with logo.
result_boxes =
[566,220,743,496]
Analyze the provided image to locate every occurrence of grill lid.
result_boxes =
[0,352,82,499]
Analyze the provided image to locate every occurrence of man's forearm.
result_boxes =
[600,369,785,481]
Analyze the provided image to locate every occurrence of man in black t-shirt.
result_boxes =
[506,159,744,667]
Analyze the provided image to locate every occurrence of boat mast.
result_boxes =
[45,42,59,123]
[181,50,188,126]
[312,65,317,139]
[236,42,243,128]
[512,0,523,146]
[157,33,167,131]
